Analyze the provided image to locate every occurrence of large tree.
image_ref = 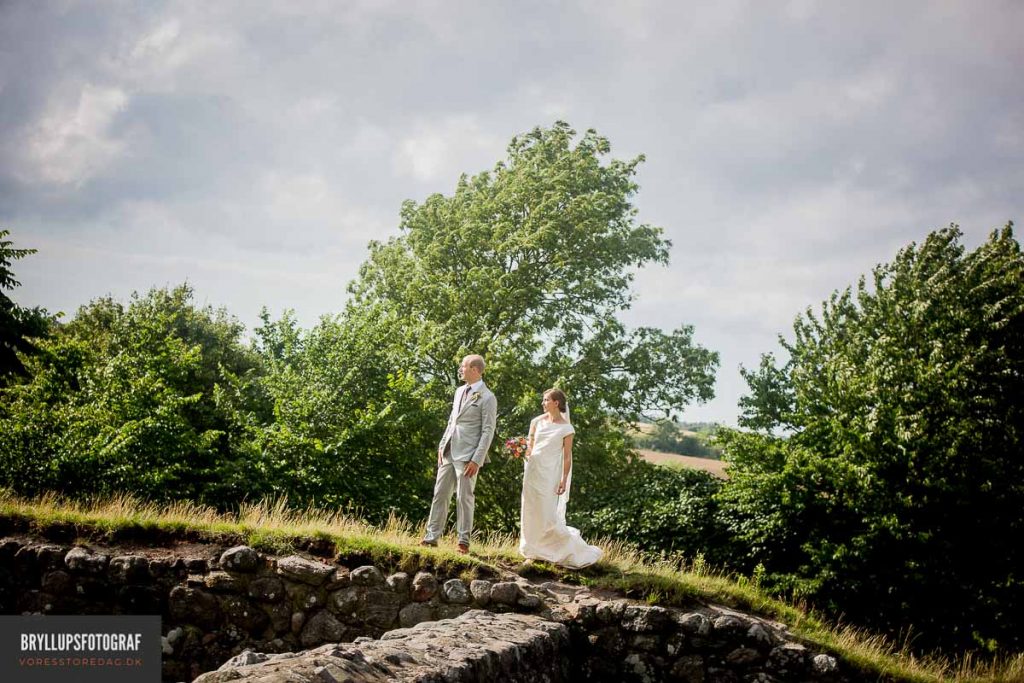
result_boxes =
[340,121,719,532]
[0,229,50,383]
[718,224,1024,655]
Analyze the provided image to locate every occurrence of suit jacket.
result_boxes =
[439,381,497,466]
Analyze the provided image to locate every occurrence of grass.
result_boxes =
[1,490,1021,683]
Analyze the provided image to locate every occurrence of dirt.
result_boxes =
[637,449,729,479]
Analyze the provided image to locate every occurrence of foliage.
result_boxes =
[718,224,1024,655]
[578,458,734,565]
[0,284,269,505]
[0,228,50,383]
[249,309,436,522]
[344,121,718,531]
[635,419,723,459]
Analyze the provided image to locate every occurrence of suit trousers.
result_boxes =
[424,450,478,546]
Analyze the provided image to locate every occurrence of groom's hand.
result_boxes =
[464,462,480,478]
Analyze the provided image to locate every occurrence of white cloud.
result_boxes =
[24,84,130,186]
[395,116,504,183]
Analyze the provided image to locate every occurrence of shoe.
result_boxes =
[419,539,437,547]
[457,543,469,555]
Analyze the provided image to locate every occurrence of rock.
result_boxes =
[489,581,522,605]
[436,604,469,620]
[670,654,705,682]
[398,602,434,627]
[812,653,839,674]
[330,586,361,617]
[469,579,491,606]
[624,652,654,678]
[325,567,351,590]
[676,612,712,637]
[262,601,291,633]
[161,636,173,656]
[629,633,661,652]
[64,547,109,575]
[386,572,410,596]
[350,565,384,587]
[706,667,739,682]
[40,570,72,595]
[277,555,335,586]
[595,599,628,624]
[769,642,808,672]
[713,614,748,637]
[747,623,774,649]
[725,646,763,666]
[217,649,269,669]
[168,585,221,629]
[362,590,403,629]
[219,595,269,634]
[291,611,306,635]
[622,605,672,632]
[108,555,149,583]
[588,626,625,655]
[411,572,438,602]
[575,601,600,626]
[220,546,260,572]
[300,610,346,648]
[147,558,172,578]
[442,578,471,604]
[117,585,162,613]
[248,577,285,603]
[666,632,686,657]
[286,582,321,611]
[183,557,209,572]
[517,594,542,610]
[35,544,69,570]
[204,571,242,592]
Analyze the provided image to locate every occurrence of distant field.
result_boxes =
[638,449,728,479]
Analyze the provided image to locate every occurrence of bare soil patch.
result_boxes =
[638,449,728,479]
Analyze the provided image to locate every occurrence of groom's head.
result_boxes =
[459,354,485,384]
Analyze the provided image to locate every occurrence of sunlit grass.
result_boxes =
[0,489,1018,682]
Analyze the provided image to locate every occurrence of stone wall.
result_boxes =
[0,537,861,682]
[0,538,553,680]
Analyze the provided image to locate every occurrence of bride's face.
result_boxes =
[542,394,556,412]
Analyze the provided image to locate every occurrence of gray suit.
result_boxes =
[424,381,497,545]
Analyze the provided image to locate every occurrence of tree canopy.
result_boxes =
[0,229,50,383]
[719,224,1024,654]
[338,121,719,531]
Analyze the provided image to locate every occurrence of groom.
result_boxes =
[421,354,497,554]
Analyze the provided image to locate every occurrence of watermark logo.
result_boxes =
[1,615,160,682]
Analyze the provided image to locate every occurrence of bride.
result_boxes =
[519,388,603,568]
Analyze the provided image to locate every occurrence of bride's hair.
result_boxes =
[544,388,567,413]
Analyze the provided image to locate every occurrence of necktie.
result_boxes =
[459,385,471,410]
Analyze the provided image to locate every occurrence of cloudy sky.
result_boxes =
[2,1,1021,424]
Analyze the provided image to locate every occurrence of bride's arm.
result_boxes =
[525,417,538,459]
[556,434,574,495]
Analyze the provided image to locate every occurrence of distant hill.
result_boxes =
[631,420,724,460]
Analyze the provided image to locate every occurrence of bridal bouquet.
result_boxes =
[503,436,528,459]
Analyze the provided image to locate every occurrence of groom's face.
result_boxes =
[459,358,481,384]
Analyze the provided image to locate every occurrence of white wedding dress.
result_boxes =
[519,415,603,568]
